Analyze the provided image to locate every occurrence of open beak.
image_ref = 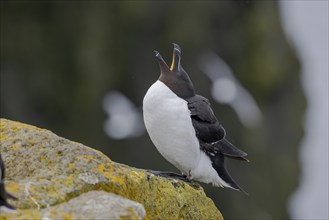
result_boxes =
[170,43,181,72]
[154,43,182,74]
[154,50,169,73]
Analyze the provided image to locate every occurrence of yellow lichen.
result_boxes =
[0,118,223,220]
[54,211,73,220]
[96,163,126,188]
[130,170,147,182]
[65,175,74,186]
[69,163,74,169]
[6,182,20,194]
[120,207,140,220]
[9,145,21,151]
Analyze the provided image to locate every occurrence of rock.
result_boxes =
[1,191,145,220]
[0,118,223,220]
[52,191,145,219]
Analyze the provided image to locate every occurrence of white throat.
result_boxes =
[143,80,200,174]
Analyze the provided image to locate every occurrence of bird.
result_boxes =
[0,154,17,213]
[143,43,249,192]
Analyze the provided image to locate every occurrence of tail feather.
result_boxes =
[210,154,248,194]
[217,139,249,162]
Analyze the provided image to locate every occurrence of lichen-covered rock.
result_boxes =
[1,191,145,220]
[0,118,223,220]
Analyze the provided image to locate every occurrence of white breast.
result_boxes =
[143,80,200,174]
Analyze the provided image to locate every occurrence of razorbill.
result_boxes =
[143,43,249,191]
[0,154,17,213]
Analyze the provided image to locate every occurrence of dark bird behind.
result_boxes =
[0,154,17,212]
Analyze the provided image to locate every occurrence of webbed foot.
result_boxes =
[147,169,191,182]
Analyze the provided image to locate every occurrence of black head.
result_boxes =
[154,43,195,99]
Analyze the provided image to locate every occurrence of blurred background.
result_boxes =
[1,1,328,219]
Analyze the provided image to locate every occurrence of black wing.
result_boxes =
[187,95,225,143]
[187,95,248,161]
